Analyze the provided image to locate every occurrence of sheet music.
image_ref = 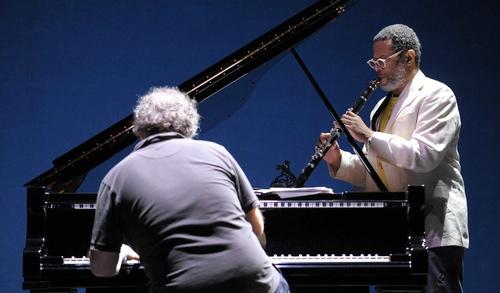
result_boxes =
[255,187,334,199]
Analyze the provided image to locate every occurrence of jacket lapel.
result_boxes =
[384,70,426,132]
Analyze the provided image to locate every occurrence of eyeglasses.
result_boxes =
[366,50,404,70]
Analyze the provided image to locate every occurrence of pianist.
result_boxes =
[89,86,289,293]
[320,24,469,293]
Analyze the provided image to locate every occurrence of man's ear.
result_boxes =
[406,49,416,63]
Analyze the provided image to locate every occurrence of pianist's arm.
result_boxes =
[90,244,139,277]
[246,207,266,248]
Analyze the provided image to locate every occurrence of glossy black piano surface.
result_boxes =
[23,186,426,292]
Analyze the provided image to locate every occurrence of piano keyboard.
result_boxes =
[61,257,140,266]
[46,203,96,209]
[47,201,402,210]
[60,254,390,267]
[270,254,390,264]
[260,201,387,209]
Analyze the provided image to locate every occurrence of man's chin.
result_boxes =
[378,77,390,90]
[380,79,401,93]
[380,84,394,92]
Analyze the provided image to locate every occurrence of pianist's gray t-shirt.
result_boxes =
[91,132,279,293]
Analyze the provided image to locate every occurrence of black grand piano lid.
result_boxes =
[77,63,279,192]
[197,59,279,133]
[25,0,358,192]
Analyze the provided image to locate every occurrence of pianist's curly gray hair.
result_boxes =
[373,24,422,67]
[133,86,199,138]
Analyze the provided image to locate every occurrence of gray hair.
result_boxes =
[373,24,422,67]
[133,86,200,138]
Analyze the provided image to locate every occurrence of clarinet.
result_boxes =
[293,79,380,188]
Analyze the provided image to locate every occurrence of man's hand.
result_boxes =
[90,244,140,278]
[319,132,342,174]
[341,111,373,143]
[120,244,140,262]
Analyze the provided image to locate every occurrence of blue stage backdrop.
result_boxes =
[1,1,499,292]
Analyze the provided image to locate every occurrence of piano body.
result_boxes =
[260,186,427,291]
[23,0,427,292]
[24,186,426,292]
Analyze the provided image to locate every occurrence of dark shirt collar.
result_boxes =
[134,132,185,151]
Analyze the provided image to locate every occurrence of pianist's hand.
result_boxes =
[120,244,140,262]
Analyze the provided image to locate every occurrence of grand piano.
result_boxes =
[23,0,427,292]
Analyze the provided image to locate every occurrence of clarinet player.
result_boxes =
[320,24,469,293]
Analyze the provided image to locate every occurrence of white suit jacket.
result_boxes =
[333,70,469,249]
